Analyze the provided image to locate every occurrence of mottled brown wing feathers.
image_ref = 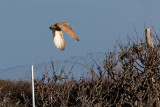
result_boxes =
[57,23,79,41]
[62,22,69,26]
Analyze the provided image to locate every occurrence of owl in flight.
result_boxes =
[49,22,79,51]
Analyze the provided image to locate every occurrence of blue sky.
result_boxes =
[0,0,160,78]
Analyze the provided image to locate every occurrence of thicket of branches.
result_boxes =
[0,31,160,106]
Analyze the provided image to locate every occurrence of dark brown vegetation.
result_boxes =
[0,32,160,106]
[0,80,32,106]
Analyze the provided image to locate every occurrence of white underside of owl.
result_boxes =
[53,30,65,50]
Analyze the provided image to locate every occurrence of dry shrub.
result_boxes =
[33,34,160,107]
[1,31,160,106]
[0,80,32,106]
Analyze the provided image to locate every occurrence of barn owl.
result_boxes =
[49,22,79,50]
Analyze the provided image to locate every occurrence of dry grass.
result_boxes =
[0,33,160,106]
[0,80,32,106]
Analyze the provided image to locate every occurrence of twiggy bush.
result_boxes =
[33,35,160,106]
[0,31,160,106]
[0,80,32,106]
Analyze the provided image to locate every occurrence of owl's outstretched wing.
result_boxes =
[57,22,79,41]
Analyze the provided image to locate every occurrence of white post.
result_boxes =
[31,64,35,107]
